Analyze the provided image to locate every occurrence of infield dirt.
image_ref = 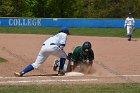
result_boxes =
[0,34,140,85]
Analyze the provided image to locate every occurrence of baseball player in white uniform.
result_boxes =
[14,27,69,77]
[124,12,135,41]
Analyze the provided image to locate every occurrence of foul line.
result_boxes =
[114,75,140,77]
[0,79,98,84]
[0,74,140,84]
[0,74,140,79]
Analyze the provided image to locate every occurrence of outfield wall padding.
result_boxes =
[0,18,140,28]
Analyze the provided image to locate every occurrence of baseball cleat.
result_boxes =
[14,72,23,77]
[53,60,59,71]
[128,38,131,41]
[58,69,65,76]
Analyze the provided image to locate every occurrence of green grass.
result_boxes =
[0,27,140,38]
[70,28,126,37]
[0,83,140,93]
[0,57,7,63]
[0,27,58,35]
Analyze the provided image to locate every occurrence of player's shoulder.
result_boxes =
[75,46,82,49]
[58,32,67,35]
[55,32,67,37]
[132,17,135,20]
[126,17,129,19]
[74,46,82,52]
[126,17,134,20]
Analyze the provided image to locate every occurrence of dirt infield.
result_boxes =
[0,34,140,85]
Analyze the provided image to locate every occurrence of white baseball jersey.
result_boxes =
[124,17,135,35]
[32,32,67,68]
[44,32,67,47]
[124,17,135,27]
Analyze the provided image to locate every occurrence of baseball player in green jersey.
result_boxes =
[53,41,94,74]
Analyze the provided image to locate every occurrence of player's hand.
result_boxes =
[83,59,90,64]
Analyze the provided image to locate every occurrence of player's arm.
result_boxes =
[89,50,94,65]
[59,34,67,50]
[69,49,79,71]
[132,18,135,28]
[124,18,127,28]
[84,50,94,74]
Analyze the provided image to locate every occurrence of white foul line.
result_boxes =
[0,74,140,84]
[114,75,140,77]
[0,79,98,84]
[1,74,140,79]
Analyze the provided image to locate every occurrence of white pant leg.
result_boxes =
[51,46,67,59]
[127,25,133,35]
[32,45,50,68]
[32,44,67,69]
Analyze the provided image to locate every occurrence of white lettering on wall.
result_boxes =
[9,19,42,26]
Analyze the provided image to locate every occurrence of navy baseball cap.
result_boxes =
[60,27,70,35]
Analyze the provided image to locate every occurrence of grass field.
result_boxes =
[0,27,140,93]
[0,27,140,38]
[0,57,7,63]
[0,83,140,93]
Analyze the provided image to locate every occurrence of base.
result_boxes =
[65,72,84,76]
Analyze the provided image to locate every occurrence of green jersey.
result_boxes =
[71,46,94,62]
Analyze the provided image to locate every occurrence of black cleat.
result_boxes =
[53,60,59,71]
[58,70,65,76]
[14,72,24,77]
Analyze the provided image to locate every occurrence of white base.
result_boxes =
[65,72,84,76]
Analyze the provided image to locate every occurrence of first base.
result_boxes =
[65,72,84,76]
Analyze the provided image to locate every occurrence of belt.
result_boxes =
[43,43,56,46]
[50,43,56,45]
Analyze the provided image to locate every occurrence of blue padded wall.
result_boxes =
[0,18,139,28]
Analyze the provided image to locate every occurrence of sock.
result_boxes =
[128,34,130,38]
[130,35,132,39]
[59,58,66,70]
[128,35,131,40]
[21,64,34,74]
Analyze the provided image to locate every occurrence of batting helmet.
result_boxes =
[60,27,70,35]
[82,41,92,52]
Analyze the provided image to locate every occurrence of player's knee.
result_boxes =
[31,63,41,69]
[61,54,67,59]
